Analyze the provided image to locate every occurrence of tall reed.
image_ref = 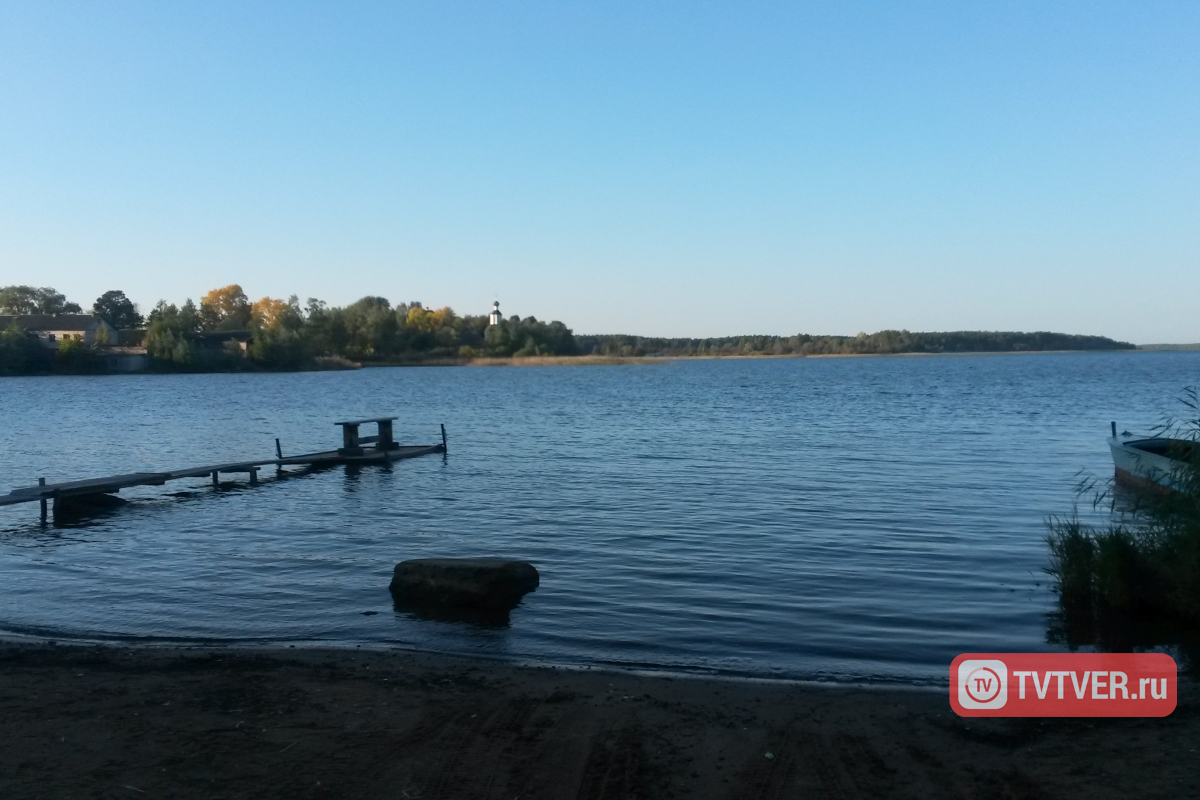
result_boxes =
[1046,388,1200,623]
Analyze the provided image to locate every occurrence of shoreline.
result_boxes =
[1,641,1195,798]
[5,347,1189,377]
[383,348,1163,368]
[0,630,947,690]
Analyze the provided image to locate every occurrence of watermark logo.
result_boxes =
[958,659,1007,709]
[950,653,1176,717]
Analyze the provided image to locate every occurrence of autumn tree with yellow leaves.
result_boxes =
[199,285,252,331]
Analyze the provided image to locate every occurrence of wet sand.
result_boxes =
[0,642,1195,799]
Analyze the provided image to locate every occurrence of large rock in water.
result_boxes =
[53,492,129,519]
[389,558,540,612]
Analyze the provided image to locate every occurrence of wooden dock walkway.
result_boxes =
[0,418,447,519]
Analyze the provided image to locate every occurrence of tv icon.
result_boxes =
[958,659,1008,709]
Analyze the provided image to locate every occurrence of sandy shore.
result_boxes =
[0,642,1195,799]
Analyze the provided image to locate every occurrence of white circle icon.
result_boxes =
[957,659,1008,709]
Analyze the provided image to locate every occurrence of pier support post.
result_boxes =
[249,467,258,485]
[212,471,219,488]
[38,477,46,522]
[441,423,447,453]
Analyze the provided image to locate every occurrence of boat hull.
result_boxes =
[1109,437,1187,490]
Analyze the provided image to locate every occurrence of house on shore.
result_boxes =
[0,314,120,348]
[0,314,148,372]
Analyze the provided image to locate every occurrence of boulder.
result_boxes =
[389,558,539,613]
[53,492,129,519]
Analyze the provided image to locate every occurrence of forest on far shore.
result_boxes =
[577,330,1137,358]
[1,283,1137,375]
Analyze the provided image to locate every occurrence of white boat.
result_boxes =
[1108,421,1196,491]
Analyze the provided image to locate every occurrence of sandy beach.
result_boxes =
[0,642,1195,799]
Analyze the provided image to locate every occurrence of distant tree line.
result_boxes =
[576,330,1136,357]
[2,282,1139,376]
[140,285,577,371]
[3,283,577,374]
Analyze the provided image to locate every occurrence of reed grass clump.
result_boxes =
[1046,389,1200,624]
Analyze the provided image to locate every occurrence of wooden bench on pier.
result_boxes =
[335,417,400,456]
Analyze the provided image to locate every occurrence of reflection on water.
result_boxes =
[2,352,1199,681]
[391,601,516,628]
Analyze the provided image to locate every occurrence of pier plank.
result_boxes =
[164,461,273,480]
[0,419,445,513]
[6,473,169,498]
[0,419,446,513]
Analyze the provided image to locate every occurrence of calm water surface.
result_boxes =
[1,352,1197,682]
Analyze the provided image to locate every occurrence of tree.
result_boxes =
[483,315,577,357]
[147,299,200,331]
[338,296,397,358]
[248,325,308,368]
[93,290,144,329]
[0,285,82,315]
[200,285,252,330]
[0,286,39,314]
[0,323,53,374]
[405,305,435,332]
[144,301,202,365]
[56,335,85,359]
[250,296,302,331]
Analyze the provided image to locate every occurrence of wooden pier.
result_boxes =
[0,417,447,520]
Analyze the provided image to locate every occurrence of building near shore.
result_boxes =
[488,301,503,326]
[0,314,119,348]
[98,347,149,373]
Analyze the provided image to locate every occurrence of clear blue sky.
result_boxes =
[1,2,1196,341]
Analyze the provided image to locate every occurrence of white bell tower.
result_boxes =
[488,301,502,326]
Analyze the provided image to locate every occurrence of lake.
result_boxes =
[1,351,1197,683]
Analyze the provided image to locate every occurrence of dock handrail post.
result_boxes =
[249,467,258,485]
[275,438,283,459]
[38,477,46,521]
[212,471,219,488]
[1111,421,1117,438]
[441,423,447,453]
